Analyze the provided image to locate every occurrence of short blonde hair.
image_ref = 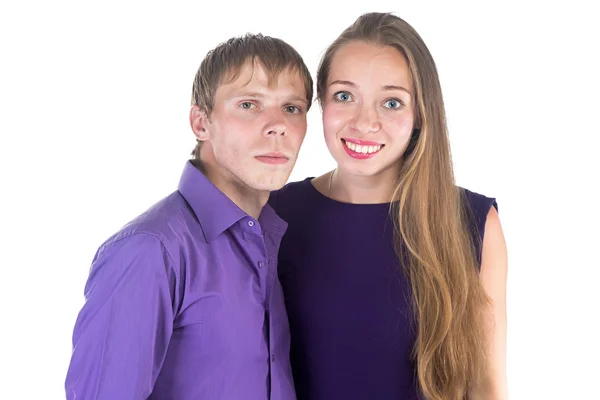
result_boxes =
[190,33,313,160]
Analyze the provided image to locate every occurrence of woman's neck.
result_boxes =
[325,166,400,204]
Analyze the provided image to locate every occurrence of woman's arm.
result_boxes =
[471,206,509,399]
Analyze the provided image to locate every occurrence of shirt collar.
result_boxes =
[177,161,287,242]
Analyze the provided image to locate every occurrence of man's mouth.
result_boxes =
[255,152,289,165]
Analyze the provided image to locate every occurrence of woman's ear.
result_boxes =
[404,127,421,157]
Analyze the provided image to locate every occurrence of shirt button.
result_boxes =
[248,220,254,227]
[258,261,264,268]
[271,355,275,362]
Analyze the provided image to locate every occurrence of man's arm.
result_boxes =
[65,233,176,399]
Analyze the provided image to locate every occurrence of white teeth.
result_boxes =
[344,140,382,154]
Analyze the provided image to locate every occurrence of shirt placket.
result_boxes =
[244,218,269,306]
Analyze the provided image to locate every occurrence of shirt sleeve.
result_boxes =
[65,232,176,399]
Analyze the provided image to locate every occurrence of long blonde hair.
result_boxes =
[317,13,490,399]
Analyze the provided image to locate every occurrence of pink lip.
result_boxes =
[341,139,384,160]
[343,137,383,146]
[255,152,289,165]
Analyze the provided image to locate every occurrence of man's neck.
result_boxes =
[196,160,267,220]
[220,184,267,220]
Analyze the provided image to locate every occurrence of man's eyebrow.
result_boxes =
[232,91,265,98]
[287,95,309,106]
[231,91,307,105]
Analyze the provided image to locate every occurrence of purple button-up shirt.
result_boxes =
[65,161,295,399]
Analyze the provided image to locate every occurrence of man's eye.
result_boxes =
[285,106,301,113]
[240,102,255,109]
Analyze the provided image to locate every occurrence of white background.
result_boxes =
[1,1,599,398]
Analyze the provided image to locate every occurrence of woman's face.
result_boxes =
[322,41,416,178]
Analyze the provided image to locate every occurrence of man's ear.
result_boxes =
[190,104,210,141]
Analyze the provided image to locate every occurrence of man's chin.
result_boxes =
[250,176,290,192]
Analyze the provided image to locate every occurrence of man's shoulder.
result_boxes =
[96,190,195,257]
[124,190,192,234]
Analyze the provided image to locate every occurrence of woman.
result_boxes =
[269,12,508,400]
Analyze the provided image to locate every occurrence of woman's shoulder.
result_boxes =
[268,177,315,216]
[459,187,498,219]
[458,187,499,263]
[459,187,498,228]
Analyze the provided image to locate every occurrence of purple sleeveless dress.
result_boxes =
[269,178,497,399]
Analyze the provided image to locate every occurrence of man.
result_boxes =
[65,33,313,399]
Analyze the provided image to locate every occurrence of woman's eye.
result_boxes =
[334,92,352,102]
[383,99,403,109]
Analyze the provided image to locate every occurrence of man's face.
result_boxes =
[195,61,309,194]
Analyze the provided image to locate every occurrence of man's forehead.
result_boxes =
[221,60,305,91]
